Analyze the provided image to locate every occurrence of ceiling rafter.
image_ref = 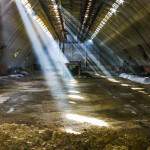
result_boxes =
[77,0,105,42]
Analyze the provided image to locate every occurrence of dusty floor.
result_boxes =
[0,74,150,149]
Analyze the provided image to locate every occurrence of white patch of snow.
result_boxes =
[9,74,24,78]
[119,73,150,84]
[0,95,10,104]
[7,107,15,113]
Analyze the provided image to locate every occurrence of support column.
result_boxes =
[0,3,2,56]
[0,1,7,75]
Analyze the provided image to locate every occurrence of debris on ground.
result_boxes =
[0,123,150,150]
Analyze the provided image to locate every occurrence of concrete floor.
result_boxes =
[0,75,150,133]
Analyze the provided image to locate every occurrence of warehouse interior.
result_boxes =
[0,0,150,149]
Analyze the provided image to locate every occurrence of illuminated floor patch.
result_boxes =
[65,113,109,127]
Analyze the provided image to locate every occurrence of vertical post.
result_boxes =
[0,3,3,60]
[85,48,87,70]
[0,3,3,74]
[62,41,65,53]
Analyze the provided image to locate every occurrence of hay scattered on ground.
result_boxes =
[0,123,150,150]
